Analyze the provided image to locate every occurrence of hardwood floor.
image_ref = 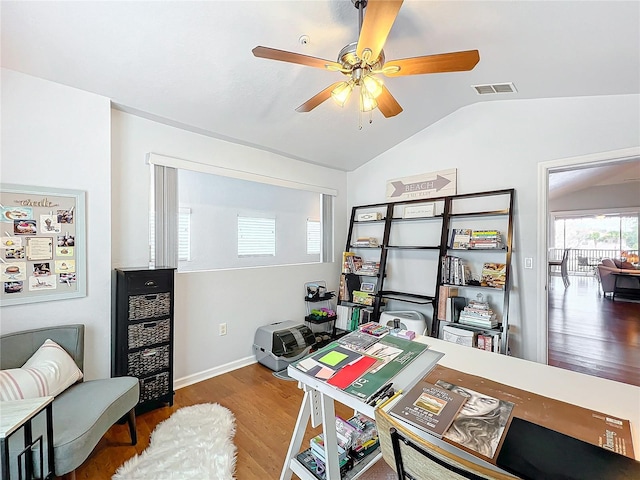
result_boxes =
[63,276,637,479]
[63,363,395,480]
[547,275,640,387]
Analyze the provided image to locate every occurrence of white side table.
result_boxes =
[1,396,54,479]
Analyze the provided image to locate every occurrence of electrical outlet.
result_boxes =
[524,258,533,269]
[219,323,227,336]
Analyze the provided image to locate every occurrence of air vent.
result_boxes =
[472,82,517,95]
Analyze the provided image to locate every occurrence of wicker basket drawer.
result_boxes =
[127,318,171,349]
[139,371,170,402]
[127,344,170,377]
[128,292,171,321]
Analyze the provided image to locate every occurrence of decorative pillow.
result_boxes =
[612,259,624,268]
[620,261,635,270]
[0,339,83,401]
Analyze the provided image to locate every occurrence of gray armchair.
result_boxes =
[0,324,139,477]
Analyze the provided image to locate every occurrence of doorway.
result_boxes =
[537,148,640,383]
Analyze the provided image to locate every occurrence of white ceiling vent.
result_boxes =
[472,82,517,95]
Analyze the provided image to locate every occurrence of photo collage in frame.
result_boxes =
[0,184,86,306]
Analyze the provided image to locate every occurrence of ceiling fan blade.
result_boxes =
[252,46,342,70]
[383,50,480,77]
[296,82,344,113]
[377,86,403,118]
[356,0,404,65]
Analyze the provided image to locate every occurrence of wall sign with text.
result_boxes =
[386,169,457,201]
[0,184,86,306]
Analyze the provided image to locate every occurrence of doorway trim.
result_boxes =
[536,146,640,364]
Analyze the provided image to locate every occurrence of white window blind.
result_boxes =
[149,208,191,263]
[238,216,276,257]
[307,219,321,255]
[178,208,191,261]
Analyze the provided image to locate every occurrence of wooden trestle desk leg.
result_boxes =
[280,385,343,480]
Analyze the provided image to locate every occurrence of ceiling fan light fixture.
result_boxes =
[331,81,354,107]
[360,86,378,112]
[362,74,384,98]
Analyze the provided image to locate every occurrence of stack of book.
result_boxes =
[359,260,380,276]
[477,333,502,353]
[449,229,472,249]
[458,297,498,328]
[342,252,379,275]
[441,255,471,285]
[342,252,363,274]
[469,230,503,249]
[352,237,379,247]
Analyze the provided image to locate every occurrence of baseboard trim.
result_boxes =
[174,356,257,390]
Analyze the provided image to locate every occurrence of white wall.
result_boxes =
[550,181,640,212]
[111,110,348,386]
[0,68,112,380]
[178,170,321,271]
[348,94,640,361]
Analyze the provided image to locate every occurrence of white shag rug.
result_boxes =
[113,403,237,480]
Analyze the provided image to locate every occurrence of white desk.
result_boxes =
[1,396,55,479]
[281,336,640,480]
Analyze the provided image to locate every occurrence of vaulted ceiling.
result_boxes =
[2,1,639,171]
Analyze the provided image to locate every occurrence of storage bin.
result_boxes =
[128,292,171,321]
[127,318,171,349]
[127,344,170,376]
[139,371,170,402]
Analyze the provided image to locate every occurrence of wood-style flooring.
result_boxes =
[547,275,640,387]
[62,363,395,480]
[63,275,637,479]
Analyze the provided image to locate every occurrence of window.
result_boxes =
[237,216,276,257]
[149,154,336,272]
[178,208,191,261]
[306,219,321,255]
[149,208,192,263]
[553,213,638,251]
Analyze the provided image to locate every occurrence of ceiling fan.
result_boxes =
[252,0,480,120]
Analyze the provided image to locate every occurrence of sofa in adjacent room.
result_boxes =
[597,258,640,299]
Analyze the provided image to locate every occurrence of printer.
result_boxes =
[253,320,316,371]
[379,310,428,336]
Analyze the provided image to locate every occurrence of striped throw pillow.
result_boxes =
[0,339,83,400]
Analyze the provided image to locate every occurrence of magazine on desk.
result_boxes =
[389,381,468,438]
[343,335,437,402]
[435,380,515,459]
[292,331,442,403]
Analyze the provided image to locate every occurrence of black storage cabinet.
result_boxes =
[112,267,176,412]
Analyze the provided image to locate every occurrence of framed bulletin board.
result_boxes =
[0,184,86,306]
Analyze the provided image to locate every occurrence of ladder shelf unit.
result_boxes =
[340,188,514,354]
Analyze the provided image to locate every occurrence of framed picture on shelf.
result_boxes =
[360,282,375,293]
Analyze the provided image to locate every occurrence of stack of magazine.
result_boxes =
[292,329,441,403]
[389,379,515,459]
[458,295,498,329]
